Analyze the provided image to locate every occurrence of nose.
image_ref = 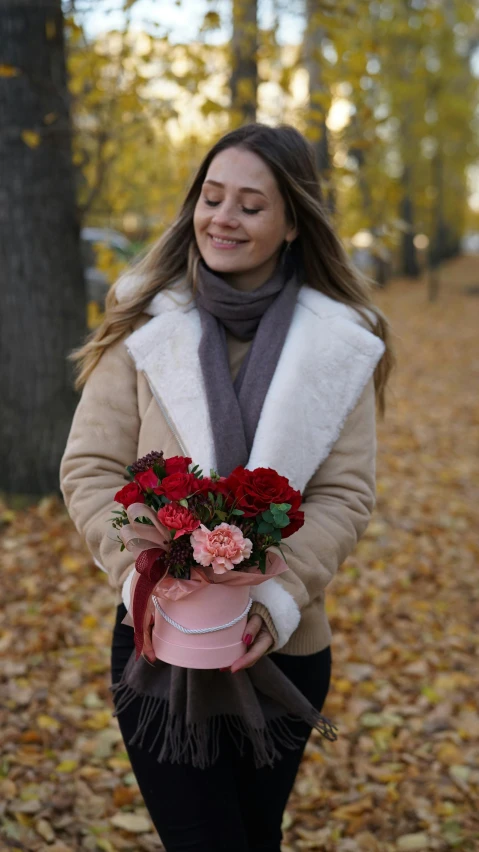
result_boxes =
[211,200,239,229]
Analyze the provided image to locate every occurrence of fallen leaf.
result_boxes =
[396,833,429,851]
[35,818,55,842]
[113,785,139,807]
[55,759,78,773]
[110,812,152,833]
[37,714,60,731]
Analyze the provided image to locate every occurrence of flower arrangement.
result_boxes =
[112,450,304,578]
[110,451,304,666]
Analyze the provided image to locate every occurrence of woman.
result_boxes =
[60,123,394,851]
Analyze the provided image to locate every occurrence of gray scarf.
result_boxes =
[195,259,300,475]
[112,257,337,768]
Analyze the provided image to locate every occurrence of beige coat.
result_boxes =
[59,278,384,655]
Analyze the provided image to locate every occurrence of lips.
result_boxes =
[208,234,248,248]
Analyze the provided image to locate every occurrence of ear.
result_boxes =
[285,222,299,243]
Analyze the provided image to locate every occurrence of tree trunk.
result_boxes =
[231,0,258,126]
[0,0,86,496]
[399,167,420,278]
[304,0,335,214]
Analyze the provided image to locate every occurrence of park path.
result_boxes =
[1,256,478,851]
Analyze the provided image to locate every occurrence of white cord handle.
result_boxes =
[152,596,253,635]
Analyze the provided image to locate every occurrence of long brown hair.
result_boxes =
[70,123,394,414]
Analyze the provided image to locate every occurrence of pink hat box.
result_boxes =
[151,581,251,669]
[120,503,289,670]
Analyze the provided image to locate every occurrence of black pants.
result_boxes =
[111,604,331,852]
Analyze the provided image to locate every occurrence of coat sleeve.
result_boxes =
[59,334,140,594]
[250,376,378,650]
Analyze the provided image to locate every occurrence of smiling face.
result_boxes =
[193,146,297,291]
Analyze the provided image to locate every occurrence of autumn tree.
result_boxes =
[62,0,477,291]
[303,0,335,212]
[231,0,258,126]
[0,0,86,495]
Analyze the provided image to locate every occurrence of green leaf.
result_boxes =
[272,514,290,529]
[135,516,154,525]
[270,528,282,542]
[258,521,274,534]
[262,510,276,524]
[271,502,292,513]
[216,493,224,508]
[216,510,227,521]
[208,491,216,503]
[231,508,244,516]
[178,498,189,508]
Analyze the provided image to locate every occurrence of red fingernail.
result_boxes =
[219,667,229,672]
[244,634,252,646]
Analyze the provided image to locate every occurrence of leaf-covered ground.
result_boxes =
[1,256,478,852]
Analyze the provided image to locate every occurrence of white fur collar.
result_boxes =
[120,278,385,492]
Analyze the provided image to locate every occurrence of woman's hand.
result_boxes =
[220,614,274,674]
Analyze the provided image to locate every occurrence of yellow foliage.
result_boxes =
[0,64,21,77]
[21,130,41,149]
[94,243,127,284]
[87,301,104,330]
[45,18,57,40]
[236,77,256,104]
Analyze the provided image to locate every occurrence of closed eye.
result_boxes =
[204,199,261,215]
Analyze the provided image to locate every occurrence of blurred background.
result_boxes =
[1,2,478,850]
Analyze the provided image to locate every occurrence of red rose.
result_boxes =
[157,502,200,540]
[216,476,236,504]
[224,466,303,526]
[114,481,145,508]
[282,508,305,539]
[134,469,160,491]
[164,455,192,476]
[157,472,200,501]
[194,476,214,494]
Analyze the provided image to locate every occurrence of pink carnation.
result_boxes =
[190,523,253,574]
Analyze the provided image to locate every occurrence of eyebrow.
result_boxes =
[203,179,267,199]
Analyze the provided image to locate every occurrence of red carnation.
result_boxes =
[157,502,200,540]
[164,455,192,476]
[114,481,145,508]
